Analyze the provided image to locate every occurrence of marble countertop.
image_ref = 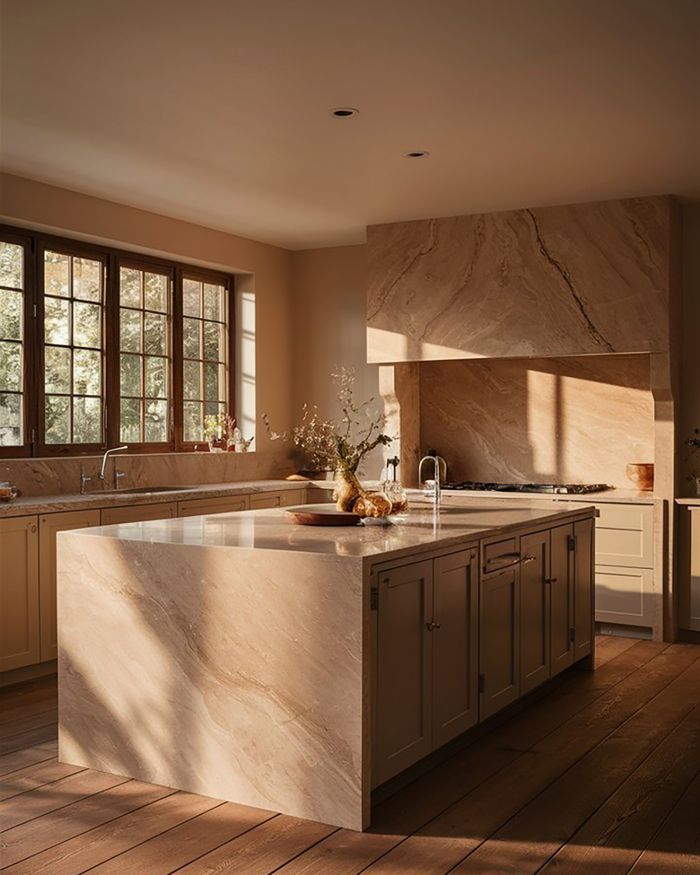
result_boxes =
[676,497,700,505]
[71,495,596,561]
[0,479,308,518]
[310,482,659,504]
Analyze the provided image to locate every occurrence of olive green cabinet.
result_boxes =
[372,548,479,786]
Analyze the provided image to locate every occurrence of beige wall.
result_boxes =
[681,204,700,493]
[290,245,387,478]
[0,173,294,452]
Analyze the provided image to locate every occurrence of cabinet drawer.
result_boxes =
[595,512,653,568]
[596,503,653,532]
[481,538,519,575]
[595,565,654,627]
[178,495,250,517]
[101,502,178,525]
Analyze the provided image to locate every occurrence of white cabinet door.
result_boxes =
[595,566,655,627]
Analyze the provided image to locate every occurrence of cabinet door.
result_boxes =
[679,507,700,632]
[595,566,655,627]
[249,492,282,509]
[574,518,594,660]
[373,559,433,786]
[519,531,550,695]
[0,516,40,671]
[178,495,250,517]
[432,549,479,748]
[480,566,520,720]
[39,510,101,662]
[101,502,178,525]
[550,524,575,677]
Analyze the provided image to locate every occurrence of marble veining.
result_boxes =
[74,499,595,561]
[0,448,293,499]
[58,535,366,829]
[367,196,674,363]
[419,355,655,488]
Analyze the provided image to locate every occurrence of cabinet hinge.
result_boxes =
[567,534,576,552]
[569,627,576,643]
[478,674,485,693]
[370,586,379,611]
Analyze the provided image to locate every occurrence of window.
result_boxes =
[0,240,26,448]
[182,276,228,443]
[0,225,235,457]
[119,264,172,444]
[41,248,105,447]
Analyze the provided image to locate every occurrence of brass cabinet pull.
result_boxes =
[521,555,536,564]
[426,620,441,631]
[545,577,558,585]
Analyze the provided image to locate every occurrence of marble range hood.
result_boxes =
[366,195,677,364]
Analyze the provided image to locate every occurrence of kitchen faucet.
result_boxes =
[99,445,128,481]
[418,452,447,507]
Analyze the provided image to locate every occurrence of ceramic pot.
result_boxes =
[625,462,654,492]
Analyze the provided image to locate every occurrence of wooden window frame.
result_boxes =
[114,257,175,451]
[0,230,35,458]
[36,238,109,457]
[0,223,236,458]
[175,265,235,452]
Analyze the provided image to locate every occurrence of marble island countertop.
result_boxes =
[76,495,596,562]
[0,478,307,518]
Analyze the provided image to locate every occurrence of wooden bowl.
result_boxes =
[285,504,360,526]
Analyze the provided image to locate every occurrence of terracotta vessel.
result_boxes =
[625,462,654,492]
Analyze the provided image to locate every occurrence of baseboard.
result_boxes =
[595,622,652,640]
[0,660,57,688]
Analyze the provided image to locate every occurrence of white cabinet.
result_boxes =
[564,498,656,631]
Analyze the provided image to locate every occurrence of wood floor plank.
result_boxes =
[0,697,58,729]
[84,799,276,875]
[629,769,700,874]
[0,759,84,804]
[357,644,700,875]
[594,635,639,667]
[1,793,258,875]
[0,676,56,708]
[450,662,700,873]
[0,777,163,867]
[0,711,56,741]
[175,816,337,875]
[275,641,669,875]
[538,707,700,874]
[0,766,131,832]
[0,740,57,778]
[0,723,57,757]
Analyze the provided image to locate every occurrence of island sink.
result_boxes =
[57,498,595,831]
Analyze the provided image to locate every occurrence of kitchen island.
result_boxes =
[57,497,595,830]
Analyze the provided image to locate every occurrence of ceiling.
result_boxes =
[1,0,698,250]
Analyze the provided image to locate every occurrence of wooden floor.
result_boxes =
[1,636,700,874]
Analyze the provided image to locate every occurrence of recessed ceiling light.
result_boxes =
[330,107,359,118]
[404,150,430,158]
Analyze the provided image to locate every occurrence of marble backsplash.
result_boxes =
[1,448,294,498]
[420,354,655,488]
